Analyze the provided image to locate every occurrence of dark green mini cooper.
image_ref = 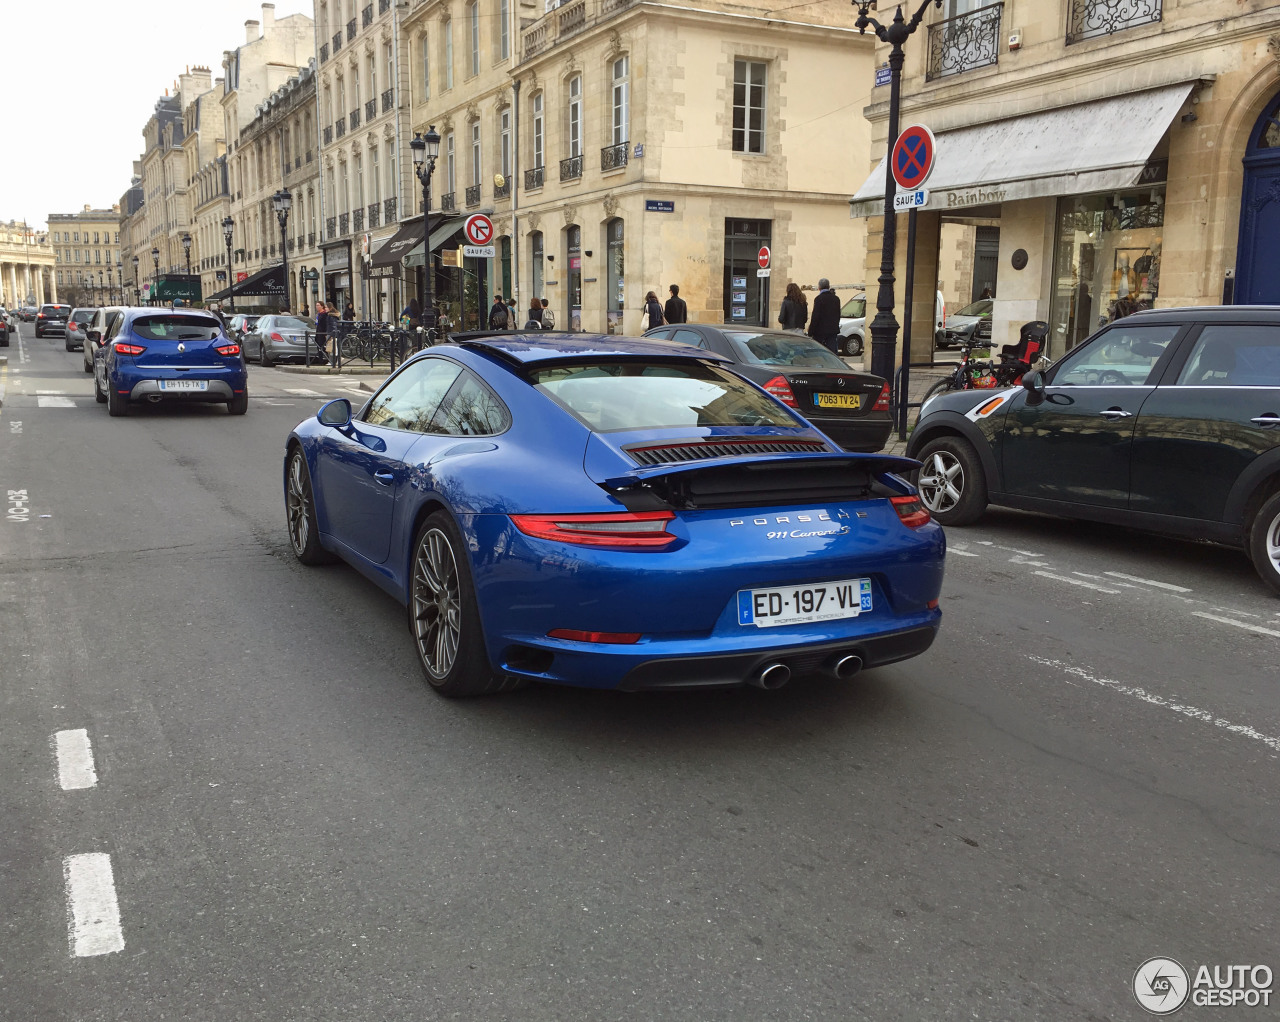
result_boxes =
[907,306,1280,594]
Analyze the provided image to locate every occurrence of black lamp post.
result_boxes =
[854,0,941,383]
[222,216,236,313]
[272,189,293,311]
[410,125,442,341]
[115,260,122,304]
[131,255,140,305]
[151,247,160,306]
[181,232,192,277]
[98,269,104,305]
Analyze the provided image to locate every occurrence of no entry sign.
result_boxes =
[891,125,936,191]
[464,214,494,246]
[758,246,770,269]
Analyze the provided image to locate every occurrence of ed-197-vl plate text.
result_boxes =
[158,379,208,391]
[815,393,862,409]
[737,578,873,628]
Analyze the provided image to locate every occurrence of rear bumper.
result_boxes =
[813,416,895,454]
[126,378,237,401]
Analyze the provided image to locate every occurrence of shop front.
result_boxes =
[320,240,351,312]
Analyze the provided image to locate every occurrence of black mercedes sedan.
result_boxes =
[908,305,1280,593]
[644,323,892,452]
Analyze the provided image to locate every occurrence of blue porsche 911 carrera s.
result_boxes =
[284,334,945,696]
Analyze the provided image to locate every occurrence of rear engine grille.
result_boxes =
[626,438,831,466]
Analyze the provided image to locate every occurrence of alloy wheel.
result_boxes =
[918,450,964,514]
[286,452,312,555]
[412,528,462,679]
[1267,509,1280,577]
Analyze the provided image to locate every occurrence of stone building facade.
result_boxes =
[47,205,123,305]
[0,221,56,307]
[850,0,1280,358]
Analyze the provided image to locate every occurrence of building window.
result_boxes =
[568,75,582,158]
[446,132,456,193]
[468,2,480,76]
[606,218,624,332]
[611,56,629,146]
[566,225,582,328]
[444,18,454,89]
[532,93,544,167]
[531,231,544,298]
[368,53,377,102]
[384,139,395,200]
[355,152,364,209]
[384,41,394,95]
[732,59,766,154]
[371,145,381,202]
[471,121,482,186]
[499,0,510,59]
[420,33,430,100]
[499,107,512,178]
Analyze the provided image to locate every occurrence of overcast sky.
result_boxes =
[3,0,314,231]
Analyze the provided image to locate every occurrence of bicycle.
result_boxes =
[916,321,1051,419]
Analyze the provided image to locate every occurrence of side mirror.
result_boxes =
[317,398,352,428]
[87,329,101,343]
[1022,369,1047,404]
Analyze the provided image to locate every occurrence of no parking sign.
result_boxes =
[891,125,936,191]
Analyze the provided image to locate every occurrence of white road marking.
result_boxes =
[37,396,76,408]
[1210,606,1260,618]
[1192,612,1280,639]
[54,729,98,790]
[1009,556,1049,567]
[285,388,322,397]
[1032,570,1122,594]
[1103,571,1192,593]
[35,389,66,395]
[259,400,297,407]
[1028,655,1280,755]
[949,548,980,557]
[63,853,125,956]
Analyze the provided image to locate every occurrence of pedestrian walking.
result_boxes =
[526,298,544,330]
[540,298,555,330]
[778,282,809,334]
[314,300,332,366]
[401,297,421,330]
[807,278,841,353]
[641,291,665,332]
[342,300,355,321]
[299,303,310,318]
[488,294,511,330]
[663,284,688,324]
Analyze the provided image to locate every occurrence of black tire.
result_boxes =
[841,334,863,357]
[259,342,272,367]
[285,447,336,565]
[1247,491,1280,596]
[408,511,516,697]
[93,371,107,404]
[107,384,128,417]
[227,391,248,415]
[83,354,93,373]
[65,340,75,352]
[915,435,987,526]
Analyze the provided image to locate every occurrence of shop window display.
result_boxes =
[1048,188,1164,357]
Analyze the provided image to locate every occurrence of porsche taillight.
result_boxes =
[762,375,798,408]
[510,511,677,548]
[891,494,931,529]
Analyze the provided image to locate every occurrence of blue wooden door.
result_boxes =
[1236,95,1280,304]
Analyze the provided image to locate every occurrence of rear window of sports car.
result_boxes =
[530,360,801,432]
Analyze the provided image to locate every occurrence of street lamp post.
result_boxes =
[116,261,123,305]
[181,232,192,278]
[151,247,160,306]
[222,216,236,313]
[410,126,442,348]
[131,255,140,306]
[98,270,105,305]
[272,189,293,311]
[854,0,942,384]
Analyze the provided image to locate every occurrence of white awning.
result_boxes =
[848,83,1194,218]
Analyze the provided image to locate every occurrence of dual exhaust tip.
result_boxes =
[749,653,863,690]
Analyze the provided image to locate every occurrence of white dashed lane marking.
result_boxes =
[37,396,76,408]
[63,853,124,957]
[54,729,98,790]
[1191,612,1280,639]
[285,388,322,397]
[1104,571,1192,592]
[1032,570,1122,594]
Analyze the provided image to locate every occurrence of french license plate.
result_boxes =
[737,578,872,628]
[159,379,208,392]
[815,393,862,409]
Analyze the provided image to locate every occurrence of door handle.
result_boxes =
[373,471,395,485]
[1250,414,1280,426]
[1099,408,1133,419]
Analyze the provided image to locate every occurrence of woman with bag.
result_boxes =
[642,290,665,332]
[778,282,808,333]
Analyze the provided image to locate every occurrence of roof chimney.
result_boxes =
[245,19,260,43]
[262,3,275,32]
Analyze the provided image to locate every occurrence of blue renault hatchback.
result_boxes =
[93,308,248,416]
[285,334,945,697]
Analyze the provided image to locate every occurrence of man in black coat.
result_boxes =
[663,284,688,324]
[807,278,841,353]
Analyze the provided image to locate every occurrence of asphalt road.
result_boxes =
[1,321,1276,1021]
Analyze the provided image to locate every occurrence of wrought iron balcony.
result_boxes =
[524,165,544,190]
[320,43,329,64]
[366,98,376,121]
[347,19,357,40]
[441,192,456,212]
[362,4,373,27]
[323,126,333,145]
[1066,0,1161,43]
[349,107,360,128]
[494,176,511,199]
[384,197,396,222]
[339,212,350,235]
[382,88,394,113]
[332,31,342,53]
[464,184,481,206]
[335,117,346,138]
[560,154,583,181]
[368,202,380,228]
[353,208,364,231]
[378,0,391,12]
[307,149,314,163]
[601,141,628,172]
[926,3,1003,82]
[294,156,301,170]
[309,231,316,247]
[288,238,295,252]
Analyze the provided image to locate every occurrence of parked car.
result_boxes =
[837,293,866,357]
[285,333,943,696]
[0,311,9,347]
[936,298,992,349]
[34,303,72,338]
[227,314,261,340]
[64,308,96,352]
[243,314,318,365]
[645,323,892,452]
[20,306,37,322]
[93,308,247,416]
[908,305,1280,593]
[82,306,127,373]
